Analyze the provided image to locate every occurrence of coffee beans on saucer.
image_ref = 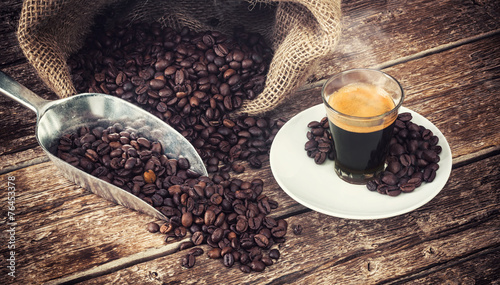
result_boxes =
[305,112,441,196]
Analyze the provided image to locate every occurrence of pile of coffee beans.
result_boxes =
[305,113,442,196]
[68,21,281,173]
[304,116,335,164]
[57,123,286,273]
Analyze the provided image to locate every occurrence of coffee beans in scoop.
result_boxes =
[304,112,441,196]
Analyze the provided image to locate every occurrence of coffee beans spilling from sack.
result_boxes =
[57,123,286,273]
[305,113,442,196]
[68,21,280,173]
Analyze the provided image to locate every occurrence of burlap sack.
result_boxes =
[17,0,341,115]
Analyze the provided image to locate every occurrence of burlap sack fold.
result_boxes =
[17,0,341,115]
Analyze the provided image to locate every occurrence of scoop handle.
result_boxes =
[0,71,49,116]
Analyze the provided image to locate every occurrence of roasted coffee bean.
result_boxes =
[175,226,187,238]
[381,171,398,186]
[261,256,274,266]
[240,265,251,273]
[191,231,205,245]
[211,228,224,243]
[204,210,216,226]
[223,253,235,267]
[292,224,303,235]
[188,247,204,257]
[254,234,269,248]
[269,249,280,260]
[271,226,287,238]
[249,260,266,272]
[182,212,193,228]
[207,248,222,259]
[181,254,195,268]
[147,222,160,233]
[179,241,194,251]
[400,183,416,192]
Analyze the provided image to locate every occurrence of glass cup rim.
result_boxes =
[321,68,405,121]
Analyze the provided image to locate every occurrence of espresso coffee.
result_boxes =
[322,71,403,184]
[328,120,395,175]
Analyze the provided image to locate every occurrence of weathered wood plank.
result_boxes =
[0,64,58,156]
[0,0,24,67]
[0,0,499,283]
[0,162,169,284]
[397,248,500,284]
[73,154,499,284]
[0,145,48,174]
[384,34,500,160]
[2,34,499,169]
[6,150,496,284]
[1,0,498,75]
[0,34,499,283]
[315,0,500,79]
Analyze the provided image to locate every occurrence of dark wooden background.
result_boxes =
[1,0,499,284]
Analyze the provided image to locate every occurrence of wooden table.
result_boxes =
[1,0,499,284]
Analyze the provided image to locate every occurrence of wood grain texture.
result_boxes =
[0,32,499,283]
[0,146,48,174]
[270,35,500,162]
[54,154,500,284]
[315,0,500,80]
[0,0,24,67]
[0,63,57,156]
[0,162,170,284]
[0,0,499,283]
[384,35,500,160]
[401,248,500,284]
[0,159,303,284]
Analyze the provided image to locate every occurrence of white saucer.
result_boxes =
[269,104,452,220]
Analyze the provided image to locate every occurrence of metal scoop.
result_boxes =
[0,71,207,220]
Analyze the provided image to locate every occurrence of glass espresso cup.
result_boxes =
[322,69,404,184]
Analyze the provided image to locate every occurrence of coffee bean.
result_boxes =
[182,212,193,228]
[271,226,287,238]
[181,254,195,268]
[254,234,269,248]
[211,228,224,243]
[269,249,280,260]
[240,265,251,273]
[208,248,222,259]
[147,222,160,233]
[249,260,266,272]
[292,224,303,235]
[223,253,235,267]
[381,172,398,186]
[261,256,273,266]
[191,231,205,245]
[188,247,204,257]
